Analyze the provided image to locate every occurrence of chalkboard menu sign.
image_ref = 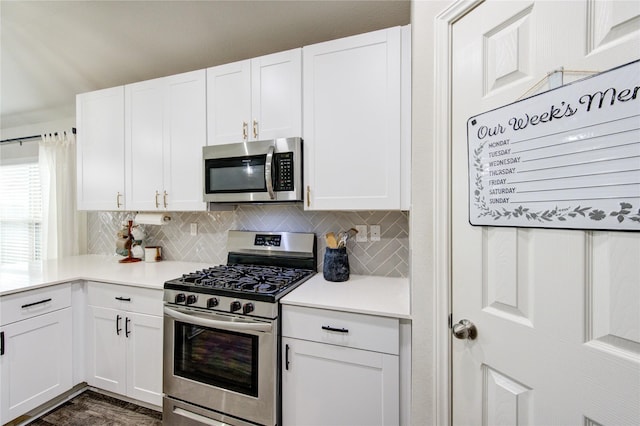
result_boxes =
[468,60,640,231]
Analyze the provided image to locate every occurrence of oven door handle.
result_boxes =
[164,307,273,332]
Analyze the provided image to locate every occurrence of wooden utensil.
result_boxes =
[325,232,338,249]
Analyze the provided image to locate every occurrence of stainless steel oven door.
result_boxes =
[163,305,277,426]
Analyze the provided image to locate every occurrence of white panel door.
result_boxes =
[451,2,640,425]
[303,27,401,210]
[164,69,206,211]
[86,306,126,396]
[76,86,125,210]
[125,78,164,210]
[0,308,72,424]
[206,60,251,145]
[125,312,163,407]
[282,337,399,426]
[251,48,302,141]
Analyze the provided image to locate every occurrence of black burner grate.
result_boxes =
[180,264,313,295]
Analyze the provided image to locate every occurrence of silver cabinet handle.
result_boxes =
[155,190,160,208]
[116,192,122,209]
[163,190,168,208]
[252,119,258,139]
[265,146,275,200]
[242,121,248,141]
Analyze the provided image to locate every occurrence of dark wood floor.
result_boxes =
[30,390,162,426]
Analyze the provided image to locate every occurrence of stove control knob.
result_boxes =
[186,295,197,305]
[207,297,219,309]
[230,301,242,312]
[175,293,186,304]
[242,303,255,315]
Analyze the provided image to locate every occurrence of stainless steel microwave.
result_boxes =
[203,137,303,203]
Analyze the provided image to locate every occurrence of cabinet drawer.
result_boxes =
[0,284,71,326]
[87,281,162,316]
[281,305,399,355]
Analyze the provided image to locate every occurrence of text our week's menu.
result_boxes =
[468,60,640,231]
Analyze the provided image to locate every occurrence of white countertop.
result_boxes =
[281,274,410,319]
[1,255,411,320]
[0,254,211,296]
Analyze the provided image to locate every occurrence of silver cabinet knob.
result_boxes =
[452,319,477,340]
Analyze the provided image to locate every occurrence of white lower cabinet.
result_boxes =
[85,282,163,407]
[281,305,399,426]
[0,285,73,425]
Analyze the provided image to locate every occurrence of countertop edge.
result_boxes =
[0,277,164,297]
[1,257,412,321]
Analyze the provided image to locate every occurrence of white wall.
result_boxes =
[410,1,454,425]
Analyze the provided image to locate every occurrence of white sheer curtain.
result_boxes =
[39,130,81,259]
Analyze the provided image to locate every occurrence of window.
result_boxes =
[0,156,42,264]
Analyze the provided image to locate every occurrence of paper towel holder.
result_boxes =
[134,212,172,225]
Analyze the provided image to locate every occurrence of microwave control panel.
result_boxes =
[274,152,294,191]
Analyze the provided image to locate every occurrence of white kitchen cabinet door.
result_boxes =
[125,70,206,211]
[251,49,301,141]
[207,60,251,146]
[303,27,402,210]
[86,282,163,408]
[0,308,72,425]
[125,312,163,407]
[125,77,165,211]
[207,49,301,146]
[163,70,207,211]
[282,337,399,426]
[86,305,127,396]
[76,86,126,210]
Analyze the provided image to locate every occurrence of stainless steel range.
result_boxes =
[162,230,316,426]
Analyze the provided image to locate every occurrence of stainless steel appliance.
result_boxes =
[163,230,316,426]
[203,137,303,203]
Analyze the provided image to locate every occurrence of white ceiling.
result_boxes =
[0,0,410,132]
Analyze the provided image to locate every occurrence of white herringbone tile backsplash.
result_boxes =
[87,206,409,277]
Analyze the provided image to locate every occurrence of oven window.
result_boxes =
[174,321,259,397]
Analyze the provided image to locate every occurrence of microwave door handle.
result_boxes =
[265,145,276,200]
[164,306,273,333]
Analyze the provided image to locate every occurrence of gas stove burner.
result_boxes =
[165,230,317,305]
[177,263,314,296]
[239,282,280,293]
[181,272,205,284]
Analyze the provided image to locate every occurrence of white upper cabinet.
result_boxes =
[125,69,206,211]
[207,48,301,145]
[206,60,251,145]
[251,50,302,141]
[76,86,126,210]
[164,72,207,211]
[303,26,409,211]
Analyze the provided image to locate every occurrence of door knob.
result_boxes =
[452,319,477,340]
